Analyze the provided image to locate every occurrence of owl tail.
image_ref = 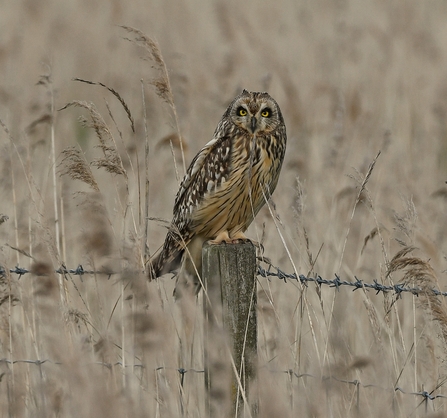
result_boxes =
[148,238,183,281]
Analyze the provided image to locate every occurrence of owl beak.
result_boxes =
[250,116,257,133]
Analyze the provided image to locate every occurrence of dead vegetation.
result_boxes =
[0,1,447,416]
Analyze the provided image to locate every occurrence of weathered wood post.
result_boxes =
[202,241,258,417]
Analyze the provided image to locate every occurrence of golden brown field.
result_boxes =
[1,0,447,416]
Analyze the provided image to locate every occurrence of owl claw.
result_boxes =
[209,230,231,244]
[209,231,261,248]
[231,238,250,244]
[235,238,263,252]
[209,230,251,244]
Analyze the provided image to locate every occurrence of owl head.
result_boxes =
[224,89,284,135]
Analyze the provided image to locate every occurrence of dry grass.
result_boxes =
[1,0,447,416]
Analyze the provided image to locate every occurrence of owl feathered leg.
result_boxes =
[209,230,231,244]
[209,230,251,244]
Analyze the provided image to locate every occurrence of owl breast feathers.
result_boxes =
[149,89,287,296]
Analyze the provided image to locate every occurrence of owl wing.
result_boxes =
[173,133,232,227]
[149,127,232,278]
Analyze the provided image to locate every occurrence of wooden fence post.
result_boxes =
[202,241,258,417]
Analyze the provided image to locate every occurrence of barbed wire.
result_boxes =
[2,261,447,299]
[1,358,444,411]
[256,259,447,298]
[0,358,62,366]
[279,368,447,413]
[0,264,113,280]
[2,258,445,414]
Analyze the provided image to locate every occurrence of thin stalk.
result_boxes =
[142,80,150,262]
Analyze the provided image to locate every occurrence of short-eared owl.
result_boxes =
[149,90,287,297]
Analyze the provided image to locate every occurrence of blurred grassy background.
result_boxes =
[1,0,447,416]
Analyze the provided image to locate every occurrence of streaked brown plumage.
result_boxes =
[149,90,287,297]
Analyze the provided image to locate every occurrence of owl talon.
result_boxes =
[209,230,231,244]
[230,238,248,244]
[230,237,262,249]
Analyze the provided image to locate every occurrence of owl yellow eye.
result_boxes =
[261,108,271,118]
[237,107,247,116]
